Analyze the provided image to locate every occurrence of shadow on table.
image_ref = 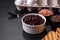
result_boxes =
[22,30,47,40]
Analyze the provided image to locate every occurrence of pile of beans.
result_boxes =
[50,15,60,22]
[23,15,44,25]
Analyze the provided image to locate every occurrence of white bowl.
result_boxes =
[21,13,46,34]
[16,6,25,11]
[27,0,35,6]
[15,0,24,5]
[48,0,58,7]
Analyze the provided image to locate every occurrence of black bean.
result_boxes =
[23,15,44,25]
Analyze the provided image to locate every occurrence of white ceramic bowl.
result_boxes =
[14,0,25,11]
[48,0,58,7]
[37,0,48,6]
[15,0,24,6]
[16,6,25,11]
[27,0,35,6]
[21,13,46,34]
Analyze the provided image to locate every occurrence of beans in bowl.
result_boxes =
[50,15,60,22]
[23,15,44,25]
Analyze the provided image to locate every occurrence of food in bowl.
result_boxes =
[23,15,44,25]
[38,9,53,16]
[21,13,46,34]
[50,15,60,22]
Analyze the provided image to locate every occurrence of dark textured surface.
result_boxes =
[0,0,23,40]
[0,0,48,40]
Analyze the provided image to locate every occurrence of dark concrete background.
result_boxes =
[0,0,48,40]
[0,0,24,40]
